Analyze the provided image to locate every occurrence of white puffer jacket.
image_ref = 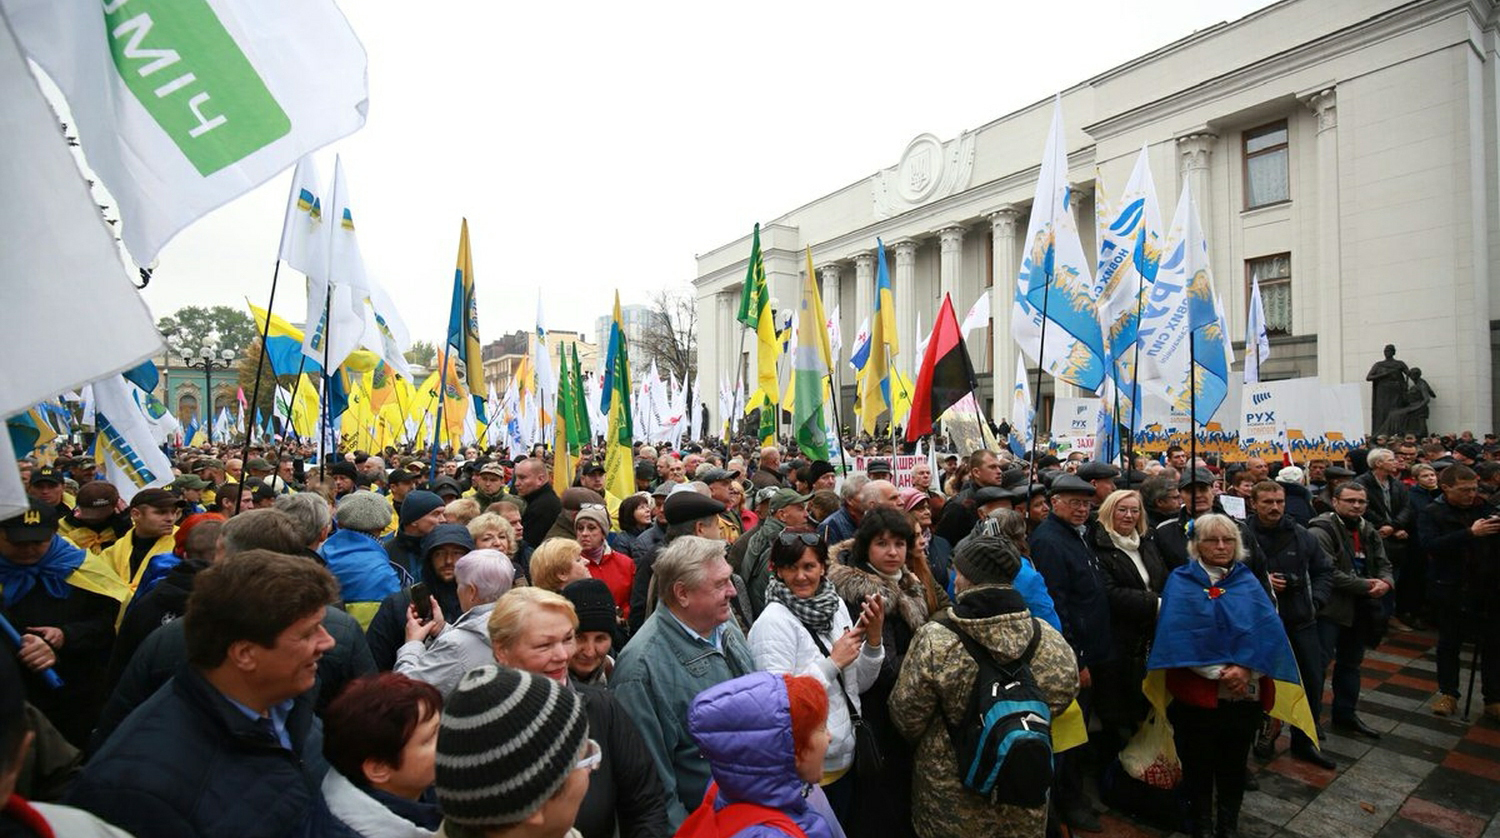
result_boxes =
[747,600,884,774]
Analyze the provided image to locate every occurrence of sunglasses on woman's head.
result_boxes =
[778,532,821,546]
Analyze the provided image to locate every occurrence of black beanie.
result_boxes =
[399,490,445,530]
[436,666,588,827]
[563,578,617,635]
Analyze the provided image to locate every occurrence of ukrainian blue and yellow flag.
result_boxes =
[447,219,487,424]
[602,292,635,505]
[248,300,378,377]
[1145,560,1319,745]
[857,238,898,434]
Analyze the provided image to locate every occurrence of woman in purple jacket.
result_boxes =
[686,672,840,838]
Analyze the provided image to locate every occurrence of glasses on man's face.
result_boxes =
[779,532,821,547]
[576,738,602,772]
[1053,497,1091,509]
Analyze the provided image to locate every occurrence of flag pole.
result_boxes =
[429,344,452,480]
[1189,334,1198,476]
[317,287,333,482]
[241,262,283,472]
[1126,265,1147,481]
[1027,282,1052,480]
[824,374,850,475]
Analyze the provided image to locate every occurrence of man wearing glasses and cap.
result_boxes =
[739,488,813,617]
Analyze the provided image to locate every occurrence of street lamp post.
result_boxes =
[170,335,237,443]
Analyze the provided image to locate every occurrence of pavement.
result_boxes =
[1096,629,1499,838]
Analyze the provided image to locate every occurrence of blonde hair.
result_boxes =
[1098,490,1147,537]
[467,511,515,554]
[444,497,481,525]
[529,538,583,592]
[1188,513,1247,563]
[487,587,578,650]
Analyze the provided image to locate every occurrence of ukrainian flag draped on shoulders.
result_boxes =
[1145,560,1318,744]
[0,534,130,609]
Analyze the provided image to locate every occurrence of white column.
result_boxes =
[1305,90,1344,384]
[852,250,874,333]
[988,207,1022,424]
[1176,132,1222,311]
[892,239,919,377]
[818,262,842,389]
[938,225,965,310]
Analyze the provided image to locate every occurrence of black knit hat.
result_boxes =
[562,578,617,635]
[399,490,445,530]
[952,534,1022,586]
[436,666,589,827]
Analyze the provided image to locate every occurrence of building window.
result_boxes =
[1243,121,1289,208]
[1247,253,1291,335]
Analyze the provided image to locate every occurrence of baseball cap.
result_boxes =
[0,500,60,542]
[28,466,61,486]
[700,467,740,484]
[478,462,506,477]
[74,481,121,522]
[130,488,187,510]
[768,488,812,512]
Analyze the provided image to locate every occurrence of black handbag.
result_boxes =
[804,623,884,777]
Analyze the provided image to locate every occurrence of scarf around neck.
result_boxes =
[0,536,85,607]
[1106,528,1141,555]
[766,576,842,635]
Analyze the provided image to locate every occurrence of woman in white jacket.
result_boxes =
[748,531,886,829]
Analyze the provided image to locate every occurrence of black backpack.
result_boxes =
[936,617,1053,806]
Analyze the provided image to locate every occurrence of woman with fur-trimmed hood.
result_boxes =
[826,508,949,838]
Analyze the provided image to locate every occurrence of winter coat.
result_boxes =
[1027,515,1113,670]
[3,796,133,838]
[394,601,498,696]
[321,529,404,629]
[99,528,177,595]
[816,507,858,546]
[107,558,205,692]
[889,585,1079,838]
[1089,525,1167,729]
[585,546,636,621]
[67,664,329,838]
[1418,495,1500,600]
[572,684,672,838]
[1248,515,1333,630]
[1308,512,1394,628]
[1280,481,1316,526]
[611,607,755,827]
[747,598,884,774]
[383,532,424,587]
[627,532,666,636]
[92,606,374,753]
[521,484,563,548]
[317,769,440,838]
[686,672,838,838]
[740,515,787,617]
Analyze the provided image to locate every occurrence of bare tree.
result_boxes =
[635,289,697,385]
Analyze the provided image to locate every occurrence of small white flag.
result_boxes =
[959,290,991,339]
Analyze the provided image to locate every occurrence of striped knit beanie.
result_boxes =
[436,665,589,827]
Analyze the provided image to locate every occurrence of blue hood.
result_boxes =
[688,671,806,811]
[318,528,401,602]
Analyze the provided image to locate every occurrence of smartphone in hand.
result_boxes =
[410,582,432,622]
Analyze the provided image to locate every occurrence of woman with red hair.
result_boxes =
[685,672,839,838]
[320,672,444,837]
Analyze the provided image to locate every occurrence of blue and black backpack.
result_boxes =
[936,617,1053,806]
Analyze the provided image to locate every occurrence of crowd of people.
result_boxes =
[3,429,1498,838]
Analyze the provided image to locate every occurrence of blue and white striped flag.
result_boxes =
[1095,146,1163,429]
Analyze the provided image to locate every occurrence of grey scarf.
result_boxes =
[766,576,842,635]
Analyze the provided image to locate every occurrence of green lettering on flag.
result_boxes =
[105,0,290,175]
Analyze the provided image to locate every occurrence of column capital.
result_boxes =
[891,238,920,256]
[1304,87,1337,132]
[851,250,875,270]
[987,206,1022,236]
[937,225,966,252]
[1176,133,1217,173]
[816,263,842,280]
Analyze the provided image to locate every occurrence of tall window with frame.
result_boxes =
[1247,254,1291,336]
[1243,121,1289,209]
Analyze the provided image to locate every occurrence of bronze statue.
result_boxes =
[1379,368,1436,437]
[1366,345,1409,433]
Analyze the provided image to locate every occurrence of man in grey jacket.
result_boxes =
[611,536,755,828]
[1309,482,1394,741]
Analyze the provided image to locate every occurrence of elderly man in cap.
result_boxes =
[1027,472,1113,832]
[170,473,210,514]
[806,459,837,492]
[1154,468,1222,569]
[634,459,658,493]
[701,467,744,542]
[627,488,731,635]
[244,457,275,485]
[99,488,183,596]
[25,466,71,520]
[60,481,131,553]
[466,461,522,512]
[384,489,447,583]
[865,458,894,482]
[612,536,755,827]
[327,460,359,500]
[739,487,812,617]
[1077,461,1121,509]
[0,500,128,747]
[320,492,403,629]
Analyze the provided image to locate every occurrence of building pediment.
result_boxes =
[871,131,976,220]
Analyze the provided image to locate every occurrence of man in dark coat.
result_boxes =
[1354,448,1416,627]
[1027,473,1112,832]
[1248,481,1335,767]
[383,490,446,584]
[933,449,1005,544]
[68,551,339,838]
[515,457,562,548]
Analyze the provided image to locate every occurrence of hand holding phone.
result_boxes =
[410,582,432,622]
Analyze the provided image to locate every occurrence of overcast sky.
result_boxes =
[131,0,1279,347]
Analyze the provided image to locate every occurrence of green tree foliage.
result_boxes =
[157,305,257,356]
[405,339,438,368]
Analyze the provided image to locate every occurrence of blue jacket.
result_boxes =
[687,672,838,838]
[320,529,402,628]
[816,507,858,546]
[68,664,328,838]
[1027,514,1113,669]
[611,608,755,828]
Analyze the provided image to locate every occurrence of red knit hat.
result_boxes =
[173,512,225,557]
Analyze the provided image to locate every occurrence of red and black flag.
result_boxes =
[906,293,978,442]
